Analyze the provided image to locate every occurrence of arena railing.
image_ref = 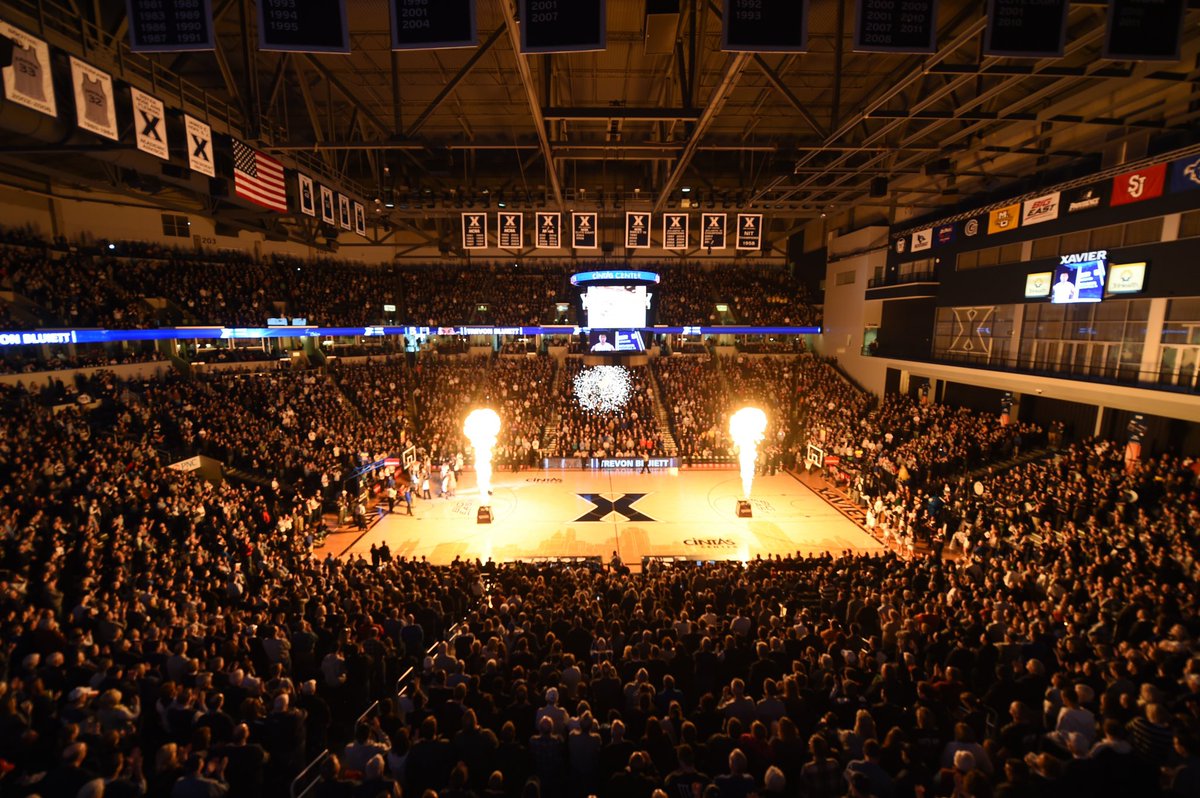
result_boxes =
[287,584,491,798]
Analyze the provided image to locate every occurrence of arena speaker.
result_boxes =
[736,500,752,518]
[602,241,615,255]
[644,0,681,54]
[870,177,888,198]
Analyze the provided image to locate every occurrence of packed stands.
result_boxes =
[0,361,1196,797]
[552,360,667,458]
[0,230,822,331]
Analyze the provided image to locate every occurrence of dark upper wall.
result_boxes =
[886,176,1200,307]
[877,298,935,359]
[935,236,1200,307]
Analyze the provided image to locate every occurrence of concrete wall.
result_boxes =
[815,226,889,395]
[0,184,55,236]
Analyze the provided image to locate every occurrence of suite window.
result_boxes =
[1089,224,1124,250]
[1123,217,1163,245]
[1031,235,1060,260]
[161,214,190,238]
[1179,210,1200,239]
[998,242,1024,265]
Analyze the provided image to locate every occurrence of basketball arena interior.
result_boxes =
[0,1,1199,796]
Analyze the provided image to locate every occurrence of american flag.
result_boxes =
[233,140,287,212]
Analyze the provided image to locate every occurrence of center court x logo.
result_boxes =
[574,493,655,522]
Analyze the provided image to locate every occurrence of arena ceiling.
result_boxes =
[2,0,1200,247]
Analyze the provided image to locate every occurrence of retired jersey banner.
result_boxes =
[131,88,169,159]
[70,58,118,140]
[462,212,487,249]
[1111,163,1166,206]
[911,228,932,252]
[625,212,651,249]
[498,212,523,248]
[987,203,1020,235]
[535,212,561,248]
[298,173,316,217]
[663,213,689,250]
[353,201,366,236]
[319,184,336,225]
[572,212,598,249]
[1169,154,1200,194]
[184,115,215,177]
[1022,191,1060,226]
[701,213,727,249]
[0,23,56,118]
[736,214,764,250]
[338,194,352,230]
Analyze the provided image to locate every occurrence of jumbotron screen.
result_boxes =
[581,285,652,329]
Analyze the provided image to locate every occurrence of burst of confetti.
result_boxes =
[573,365,633,414]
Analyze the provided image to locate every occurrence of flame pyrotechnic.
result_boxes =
[729,407,767,499]
[463,408,501,504]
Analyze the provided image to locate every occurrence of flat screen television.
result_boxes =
[1051,251,1106,304]
[1106,262,1146,295]
[1024,272,1053,298]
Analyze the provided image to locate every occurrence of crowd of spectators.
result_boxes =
[553,360,666,458]
[401,264,563,327]
[657,264,820,327]
[1,358,1197,798]
[0,377,479,797]
[1,246,156,329]
[653,356,733,463]
[0,230,823,331]
[0,346,165,376]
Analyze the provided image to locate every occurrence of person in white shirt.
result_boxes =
[1047,684,1097,751]
[1052,271,1078,303]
